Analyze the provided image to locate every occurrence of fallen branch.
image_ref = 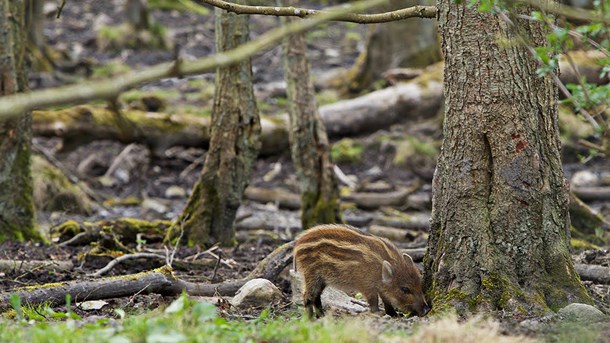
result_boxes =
[343,188,412,209]
[0,266,178,311]
[33,64,443,155]
[572,187,610,202]
[244,187,301,210]
[88,252,167,277]
[368,224,425,242]
[0,242,295,310]
[201,0,436,22]
[574,264,610,284]
[402,248,427,262]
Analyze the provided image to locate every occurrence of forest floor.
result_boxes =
[1,1,610,342]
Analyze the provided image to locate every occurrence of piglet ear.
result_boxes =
[403,253,414,265]
[382,260,393,284]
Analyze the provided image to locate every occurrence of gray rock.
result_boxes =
[558,303,607,322]
[290,269,368,315]
[231,278,282,308]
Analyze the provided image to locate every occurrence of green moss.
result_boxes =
[301,190,342,230]
[393,136,439,166]
[570,238,600,251]
[480,274,513,310]
[331,138,363,163]
[96,23,172,51]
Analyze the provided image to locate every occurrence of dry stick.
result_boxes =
[179,152,206,179]
[0,0,391,120]
[211,250,222,282]
[88,253,167,277]
[0,267,178,311]
[201,0,436,22]
[0,242,295,311]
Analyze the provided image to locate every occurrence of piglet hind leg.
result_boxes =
[303,276,326,318]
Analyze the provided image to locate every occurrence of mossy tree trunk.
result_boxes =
[423,1,591,314]
[279,0,342,230]
[347,0,440,93]
[166,4,261,247]
[0,0,40,242]
[125,0,150,31]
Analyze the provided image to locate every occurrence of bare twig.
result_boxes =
[201,0,436,22]
[211,250,222,282]
[88,253,167,277]
[168,216,187,266]
[56,0,66,18]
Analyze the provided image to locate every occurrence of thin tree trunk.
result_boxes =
[0,0,39,242]
[424,1,590,314]
[346,0,440,93]
[166,3,261,246]
[279,0,342,230]
[125,0,150,31]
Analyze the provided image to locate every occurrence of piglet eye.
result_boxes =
[400,287,410,294]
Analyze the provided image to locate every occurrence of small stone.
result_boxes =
[78,300,108,311]
[165,186,186,199]
[231,278,282,308]
[558,303,607,322]
[290,269,367,314]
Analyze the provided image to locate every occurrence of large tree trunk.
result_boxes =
[423,1,590,314]
[279,0,342,230]
[0,0,39,242]
[166,3,261,247]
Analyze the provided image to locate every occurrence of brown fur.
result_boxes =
[294,224,430,317]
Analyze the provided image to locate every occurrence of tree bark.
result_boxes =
[166,3,261,247]
[0,0,39,242]
[279,0,342,230]
[424,1,590,314]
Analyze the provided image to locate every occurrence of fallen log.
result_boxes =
[368,225,426,242]
[574,264,610,284]
[343,188,412,209]
[244,185,419,210]
[402,248,427,262]
[572,187,610,202]
[32,64,444,155]
[0,242,294,311]
[0,266,178,311]
[243,187,301,210]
